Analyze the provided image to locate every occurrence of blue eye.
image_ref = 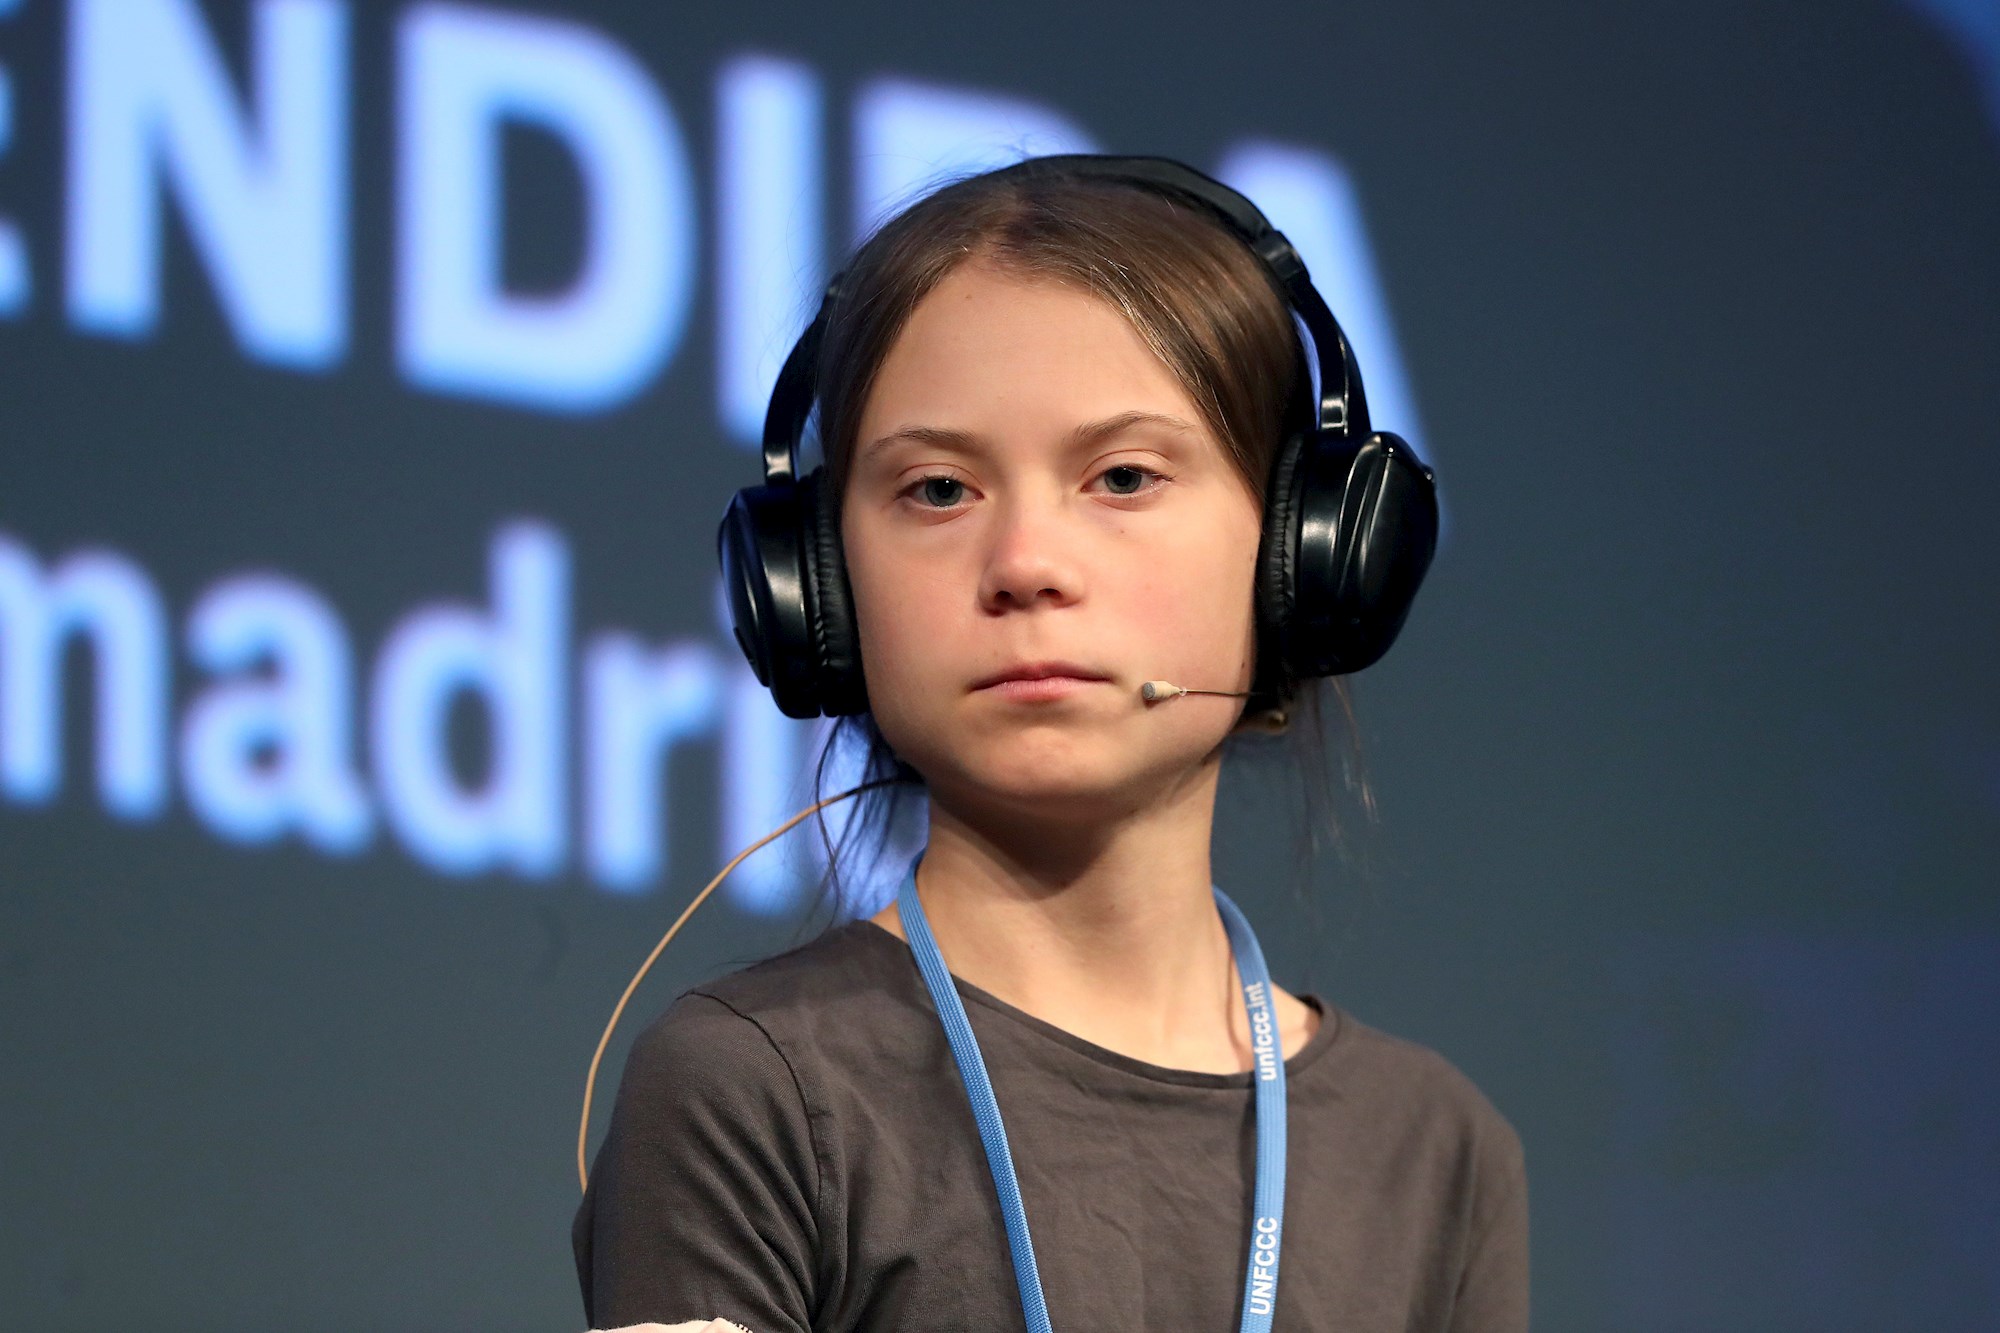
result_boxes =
[910,476,967,509]
[1104,462,1152,492]
[1095,464,1171,499]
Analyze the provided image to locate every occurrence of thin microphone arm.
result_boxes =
[1140,679,1288,734]
[1140,680,1253,702]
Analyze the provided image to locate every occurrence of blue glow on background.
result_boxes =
[850,76,1098,240]
[0,2,26,312]
[716,54,825,446]
[1907,0,2000,139]
[0,224,25,315]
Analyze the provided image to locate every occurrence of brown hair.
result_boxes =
[796,159,1377,923]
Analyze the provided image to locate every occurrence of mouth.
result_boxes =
[971,661,1114,692]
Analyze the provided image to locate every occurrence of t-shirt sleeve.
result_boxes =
[573,991,822,1333]
[1444,1116,1530,1333]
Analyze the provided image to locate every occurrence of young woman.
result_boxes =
[573,155,1527,1333]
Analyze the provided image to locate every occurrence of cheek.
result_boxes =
[1140,518,1261,655]
[847,531,952,689]
[847,554,966,769]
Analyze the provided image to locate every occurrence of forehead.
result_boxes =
[857,259,1206,440]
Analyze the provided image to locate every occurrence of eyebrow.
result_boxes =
[858,410,1199,466]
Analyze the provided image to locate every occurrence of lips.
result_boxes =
[972,660,1113,690]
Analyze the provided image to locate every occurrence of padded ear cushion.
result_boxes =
[1253,429,1309,695]
[800,466,868,716]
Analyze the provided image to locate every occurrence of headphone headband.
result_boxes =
[1010,155,1369,439]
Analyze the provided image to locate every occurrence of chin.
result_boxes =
[923,735,1179,824]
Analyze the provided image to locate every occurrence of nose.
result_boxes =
[976,487,1085,613]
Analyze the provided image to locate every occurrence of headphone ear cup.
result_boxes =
[1253,429,1309,699]
[1288,430,1439,677]
[718,478,822,718]
[799,466,869,716]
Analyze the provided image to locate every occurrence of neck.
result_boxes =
[880,762,1251,1072]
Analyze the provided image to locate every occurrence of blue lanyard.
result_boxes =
[895,848,1288,1333]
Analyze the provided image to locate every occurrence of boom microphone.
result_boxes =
[1140,679,1288,734]
[1139,680,1253,702]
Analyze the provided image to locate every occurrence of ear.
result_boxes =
[1230,703,1291,737]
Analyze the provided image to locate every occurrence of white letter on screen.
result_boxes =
[850,77,1096,241]
[0,0,28,316]
[66,0,348,366]
[372,521,569,877]
[0,535,168,819]
[396,3,695,413]
[583,634,721,892]
[716,54,824,446]
[181,573,371,854]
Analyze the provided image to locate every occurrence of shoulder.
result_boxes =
[605,987,807,1160]
[1320,1005,1527,1195]
[629,918,896,1053]
[620,920,922,1103]
[595,928,906,1203]
[690,918,907,1019]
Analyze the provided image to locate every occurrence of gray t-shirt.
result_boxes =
[573,918,1528,1332]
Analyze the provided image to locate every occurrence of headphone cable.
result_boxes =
[577,775,907,1193]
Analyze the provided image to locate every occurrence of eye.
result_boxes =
[908,472,968,504]
[1094,464,1168,498]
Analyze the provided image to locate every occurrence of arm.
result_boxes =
[1443,1137,1530,1333]
[574,993,822,1333]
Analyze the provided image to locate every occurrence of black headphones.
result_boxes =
[716,153,1439,721]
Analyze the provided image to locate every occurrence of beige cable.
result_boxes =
[577,776,904,1193]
